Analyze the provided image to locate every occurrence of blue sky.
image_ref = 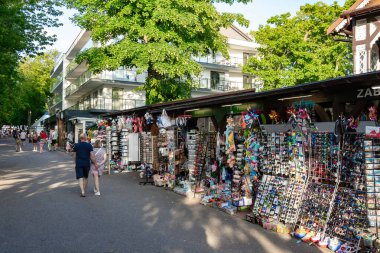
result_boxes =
[48,0,346,53]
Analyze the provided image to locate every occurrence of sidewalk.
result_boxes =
[0,137,326,253]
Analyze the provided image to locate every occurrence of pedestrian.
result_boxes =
[66,131,74,153]
[72,133,98,197]
[91,140,107,196]
[14,130,21,152]
[52,129,58,151]
[32,131,38,152]
[39,130,48,153]
[12,128,18,141]
[20,129,27,147]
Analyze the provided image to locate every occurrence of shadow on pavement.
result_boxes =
[0,137,325,253]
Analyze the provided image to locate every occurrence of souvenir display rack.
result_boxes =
[365,137,380,237]
[187,130,198,183]
[141,132,153,164]
[324,133,367,249]
[120,129,129,165]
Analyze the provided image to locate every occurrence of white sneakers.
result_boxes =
[93,188,101,196]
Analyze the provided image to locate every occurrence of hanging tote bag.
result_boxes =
[157,109,172,129]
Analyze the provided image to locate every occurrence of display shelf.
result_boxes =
[365,138,380,237]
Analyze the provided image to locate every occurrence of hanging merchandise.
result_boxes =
[269,110,280,124]
[157,109,172,129]
[225,116,236,154]
[110,119,121,172]
[369,106,378,122]
[119,129,129,166]
[140,132,153,164]
[144,112,153,126]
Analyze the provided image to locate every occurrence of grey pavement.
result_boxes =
[0,137,325,253]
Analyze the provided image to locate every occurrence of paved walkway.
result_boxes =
[0,138,325,253]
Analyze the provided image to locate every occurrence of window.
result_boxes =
[359,50,366,73]
[243,53,254,65]
[210,71,225,90]
[243,75,253,89]
[371,45,379,71]
[112,88,124,110]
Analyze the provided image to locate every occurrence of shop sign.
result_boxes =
[357,88,380,98]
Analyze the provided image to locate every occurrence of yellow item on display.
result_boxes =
[228,132,236,152]
[302,231,316,242]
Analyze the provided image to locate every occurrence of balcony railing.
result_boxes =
[51,73,63,92]
[69,97,145,111]
[48,95,62,108]
[193,78,240,91]
[65,60,80,77]
[65,69,146,97]
[193,55,243,67]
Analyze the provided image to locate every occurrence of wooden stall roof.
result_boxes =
[104,70,380,117]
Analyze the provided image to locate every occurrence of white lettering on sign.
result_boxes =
[357,88,380,98]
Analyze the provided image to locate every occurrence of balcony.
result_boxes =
[193,78,240,91]
[65,60,88,79]
[68,97,145,111]
[50,73,63,92]
[65,69,146,99]
[193,78,262,92]
[48,95,63,114]
[194,55,243,68]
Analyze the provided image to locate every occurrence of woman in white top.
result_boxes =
[91,140,107,196]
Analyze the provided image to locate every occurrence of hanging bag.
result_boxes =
[157,109,171,129]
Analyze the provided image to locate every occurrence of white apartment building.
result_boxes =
[48,25,259,140]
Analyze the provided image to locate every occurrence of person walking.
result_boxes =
[32,131,38,152]
[14,130,21,152]
[39,130,48,153]
[73,133,98,197]
[20,130,27,147]
[52,129,58,151]
[91,140,107,196]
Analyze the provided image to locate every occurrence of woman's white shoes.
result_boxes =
[94,191,100,196]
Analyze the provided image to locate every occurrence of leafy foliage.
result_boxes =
[0,0,62,124]
[243,0,355,90]
[8,51,59,125]
[66,0,251,104]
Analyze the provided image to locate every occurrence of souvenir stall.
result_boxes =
[242,104,380,252]
[249,106,311,234]
[199,109,263,214]
[106,115,144,173]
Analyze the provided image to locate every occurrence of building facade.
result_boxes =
[48,25,259,143]
[328,0,380,74]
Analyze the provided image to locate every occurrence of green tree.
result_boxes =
[9,51,59,125]
[0,0,62,124]
[243,0,355,90]
[66,0,251,104]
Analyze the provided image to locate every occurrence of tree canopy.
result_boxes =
[66,0,251,104]
[0,0,62,124]
[243,0,356,90]
[7,51,59,125]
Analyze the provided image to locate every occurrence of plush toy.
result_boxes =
[369,106,378,121]
[298,108,310,122]
[269,110,280,124]
[347,116,358,130]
